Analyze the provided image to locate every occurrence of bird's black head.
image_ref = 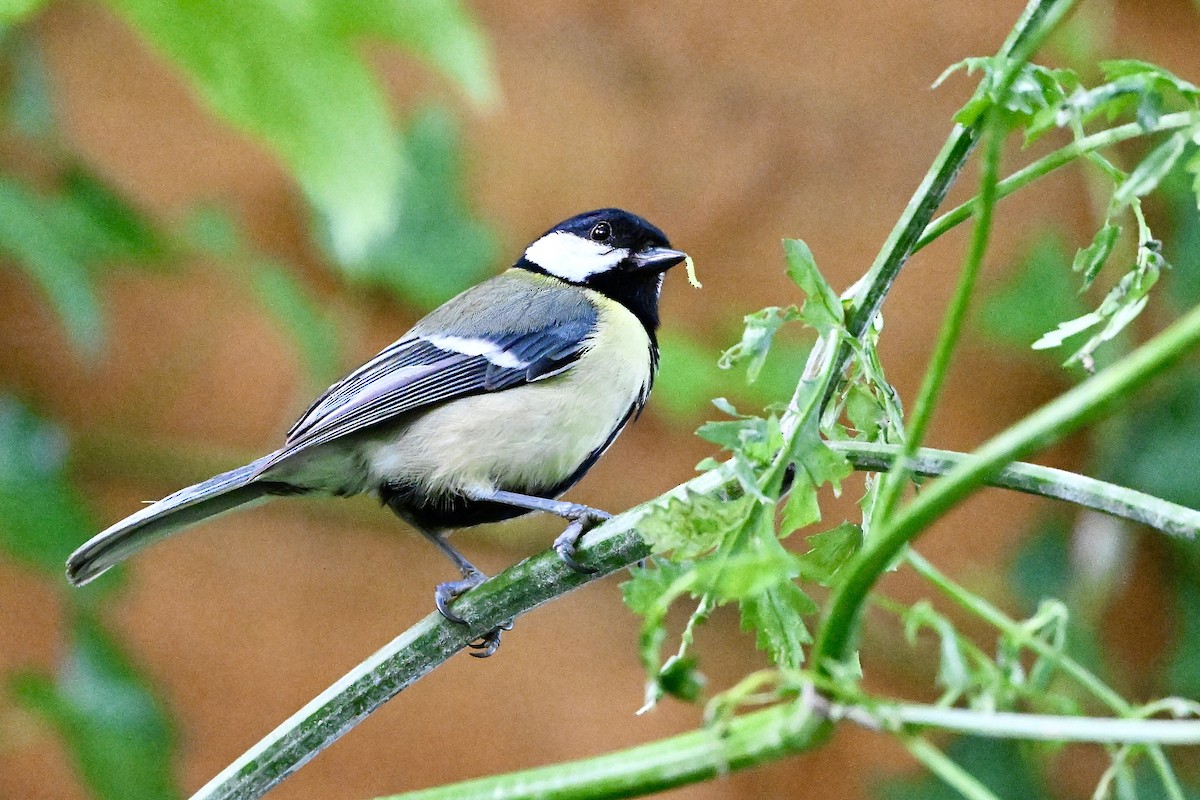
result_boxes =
[515,208,687,334]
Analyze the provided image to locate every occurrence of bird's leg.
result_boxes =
[411,525,511,658]
[463,487,612,574]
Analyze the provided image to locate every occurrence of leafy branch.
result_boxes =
[181,1,1200,798]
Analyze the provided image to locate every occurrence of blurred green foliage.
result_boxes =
[12,608,179,800]
[101,0,493,263]
[0,396,92,572]
[324,106,499,310]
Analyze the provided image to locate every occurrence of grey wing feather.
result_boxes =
[261,286,599,470]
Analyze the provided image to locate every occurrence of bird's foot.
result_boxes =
[468,618,514,659]
[434,570,514,658]
[434,569,486,624]
[553,505,612,574]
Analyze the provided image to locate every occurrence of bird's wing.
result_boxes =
[264,289,598,466]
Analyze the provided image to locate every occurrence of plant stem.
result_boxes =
[902,736,1005,800]
[832,441,1200,540]
[881,705,1200,745]
[187,469,729,800]
[826,0,1078,409]
[374,688,1200,800]
[813,299,1200,672]
[376,699,826,800]
[875,117,1005,524]
[914,112,1200,252]
[907,550,1187,800]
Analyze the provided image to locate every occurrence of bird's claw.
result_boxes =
[468,618,514,658]
[553,505,611,574]
[435,572,514,657]
[433,569,486,625]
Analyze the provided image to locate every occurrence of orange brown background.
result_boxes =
[3,2,1199,798]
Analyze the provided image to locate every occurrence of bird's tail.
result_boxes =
[66,455,278,586]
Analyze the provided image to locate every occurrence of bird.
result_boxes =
[66,208,689,656]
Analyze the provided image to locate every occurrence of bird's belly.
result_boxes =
[365,312,651,499]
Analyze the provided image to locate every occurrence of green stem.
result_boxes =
[375,689,1200,800]
[813,299,1200,672]
[187,469,729,800]
[907,550,1187,800]
[832,441,1200,540]
[376,700,826,800]
[881,704,1200,745]
[902,736,1005,800]
[826,0,1078,409]
[914,112,1199,252]
[875,117,1005,523]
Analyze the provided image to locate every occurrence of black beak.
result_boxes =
[631,246,688,273]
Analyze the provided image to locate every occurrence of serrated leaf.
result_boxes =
[701,548,802,604]
[695,413,781,466]
[637,491,754,560]
[325,106,498,308]
[1113,132,1188,209]
[798,522,862,585]
[739,581,816,669]
[1071,223,1120,291]
[11,608,179,800]
[621,559,692,617]
[783,238,842,333]
[904,601,971,695]
[322,0,497,108]
[0,397,94,574]
[105,0,403,262]
[717,305,801,382]
[1031,311,1102,350]
[250,261,340,386]
[780,480,820,538]
[979,234,1091,353]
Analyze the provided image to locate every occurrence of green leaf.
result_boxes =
[325,106,498,308]
[1112,132,1188,209]
[979,232,1094,355]
[620,559,692,618]
[783,238,842,333]
[656,655,705,703]
[0,0,48,23]
[1071,223,1120,291]
[0,396,94,574]
[322,0,497,108]
[104,0,402,262]
[12,608,179,800]
[60,166,166,263]
[717,305,802,383]
[702,547,803,605]
[249,261,341,385]
[637,490,753,560]
[903,601,971,696]
[0,177,104,353]
[798,522,862,585]
[739,581,816,669]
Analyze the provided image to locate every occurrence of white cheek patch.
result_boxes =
[523,231,629,282]
[422,334,530,369]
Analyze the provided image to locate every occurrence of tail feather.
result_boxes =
[66,455,277,586]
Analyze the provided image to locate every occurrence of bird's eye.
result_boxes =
[590,221,612,242]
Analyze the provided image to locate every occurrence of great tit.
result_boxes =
[66,208,688,655]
